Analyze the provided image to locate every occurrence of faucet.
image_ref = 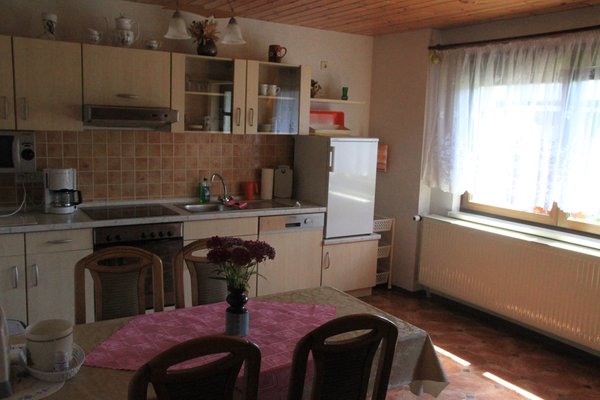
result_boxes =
[210,173,232,204]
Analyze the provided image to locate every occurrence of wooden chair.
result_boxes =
[74,246,164,324]
[173,238,227,308]
[287,313,399,400]
[128,335,261,400]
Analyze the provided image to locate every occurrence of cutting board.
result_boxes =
[273,166,293,198]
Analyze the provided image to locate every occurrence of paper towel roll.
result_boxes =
[261,168,274,200]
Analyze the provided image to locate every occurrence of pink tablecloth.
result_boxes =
[85,300,336,399]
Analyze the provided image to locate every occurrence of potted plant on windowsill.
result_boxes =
[189,18,219,56]
[206,236,275,336]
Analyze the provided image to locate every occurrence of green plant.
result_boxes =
[206,236,276,290]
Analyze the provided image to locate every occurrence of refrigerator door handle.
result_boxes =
[328,146,335,172]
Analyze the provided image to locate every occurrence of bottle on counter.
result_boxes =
[199,178,210,203]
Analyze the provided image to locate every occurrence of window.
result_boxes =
[423,31,600,235]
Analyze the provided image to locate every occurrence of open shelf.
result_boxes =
[310,98,365,105]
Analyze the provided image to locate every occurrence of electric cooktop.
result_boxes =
[81,204,179,220]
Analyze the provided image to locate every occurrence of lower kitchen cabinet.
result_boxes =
[22,229,92,325]
[0,234,26,322]
[257,215,324,296]
[1,229,92,325]
[182,217,258,305]
[321,239,378,295]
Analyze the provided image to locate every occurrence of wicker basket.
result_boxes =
[373,218,393,232]
[375,271,389,285]
[377,245,391,258]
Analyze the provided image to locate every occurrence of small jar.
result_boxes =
[40,13,58,40]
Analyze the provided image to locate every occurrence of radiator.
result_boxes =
[418,216,600,354]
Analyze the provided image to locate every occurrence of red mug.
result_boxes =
[243,181,259,200]
[268,44,287,63]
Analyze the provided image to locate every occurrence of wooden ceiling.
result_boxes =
[131,0,600,36]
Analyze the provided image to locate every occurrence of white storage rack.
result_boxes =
[373,215,395,289]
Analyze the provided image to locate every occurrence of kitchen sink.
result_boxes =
[174,200,300,213]
[177,203,227,213]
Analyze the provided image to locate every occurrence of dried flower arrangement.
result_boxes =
[189,18,219,44]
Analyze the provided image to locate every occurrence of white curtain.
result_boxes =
[422,30,600,214]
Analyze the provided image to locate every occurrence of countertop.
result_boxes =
[0,198,326,235]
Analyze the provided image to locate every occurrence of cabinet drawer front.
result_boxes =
[184,218,258,240]
[0,234,24,256]
[26,229,92,254]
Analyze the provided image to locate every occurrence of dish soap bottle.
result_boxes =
[199,178,210,203]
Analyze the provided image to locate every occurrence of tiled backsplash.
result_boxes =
[0,131,294,207]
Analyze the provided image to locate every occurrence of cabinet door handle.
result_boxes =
[328,146,335,172]
[1,96,7,120]
[248,108,254,127]
[324,252,331,270]
[235,107,241,126]
[21,98,28,120]
[116,93,139,99]
[11,266,19,289]
[46,239,73,244]
[32,264,39,287]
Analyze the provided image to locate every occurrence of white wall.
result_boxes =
[0,0,373,134]
[370,29,433,291]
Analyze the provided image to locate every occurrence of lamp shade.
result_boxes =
[164,10,191,39]
[221,17,245,45]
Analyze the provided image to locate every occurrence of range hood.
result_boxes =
[83,105,179,129]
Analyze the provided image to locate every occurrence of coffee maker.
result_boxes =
[44,168,82,214]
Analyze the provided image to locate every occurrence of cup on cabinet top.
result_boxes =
[267,85,280,96]
[259,83,269,96]
[145,39,161,50]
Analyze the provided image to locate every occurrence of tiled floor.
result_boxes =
[361,287,600,400]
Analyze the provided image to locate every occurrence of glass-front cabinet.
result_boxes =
[172,54,310,135]
[245,61,310,135]
[172,54,246,134]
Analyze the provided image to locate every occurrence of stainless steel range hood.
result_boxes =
[83,105,179,129]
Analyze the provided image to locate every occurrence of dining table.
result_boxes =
[29,286,448,399]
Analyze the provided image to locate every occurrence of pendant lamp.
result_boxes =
[221,1,245,45]
[164,0,191,39]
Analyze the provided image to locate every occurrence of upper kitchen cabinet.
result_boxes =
[0,36,15,130]
[172,56,310,135]
[246,61,310,135]
[172,54,246,134]
[12,37,82,131]
[83,44,170,108]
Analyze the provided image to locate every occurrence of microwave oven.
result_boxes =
[0,131,36,173]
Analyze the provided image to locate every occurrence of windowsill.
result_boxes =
[444,211,600,254]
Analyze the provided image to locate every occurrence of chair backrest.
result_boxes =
[74,246,164,324]
[287,313,398,400]
[128,335,261,400]
[173,238,227,308]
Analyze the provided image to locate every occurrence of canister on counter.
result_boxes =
[273,165,293,199]
[261,168,274,200]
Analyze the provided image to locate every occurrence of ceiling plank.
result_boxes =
[127,0,600,35]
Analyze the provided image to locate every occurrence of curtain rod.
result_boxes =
[428,24,600,51]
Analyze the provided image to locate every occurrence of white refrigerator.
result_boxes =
[293,136,378,239]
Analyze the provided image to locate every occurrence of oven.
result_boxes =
[83,205,183,308]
